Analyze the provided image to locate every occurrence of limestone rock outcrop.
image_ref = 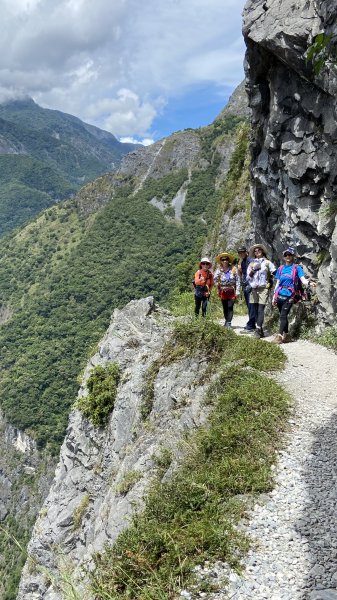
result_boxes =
[243,0,337,323]
[18,298,215,599]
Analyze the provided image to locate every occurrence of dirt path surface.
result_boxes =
[212,315,337,600]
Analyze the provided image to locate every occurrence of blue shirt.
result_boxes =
[275,264,305,298]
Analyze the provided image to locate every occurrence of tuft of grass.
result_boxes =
[73,494,90,530]
[92,368,290,599]
[116,470,142,496]
[76,363,120,427]
[153,447,173,472]
[140,320,285,419]
[317,326,337,351]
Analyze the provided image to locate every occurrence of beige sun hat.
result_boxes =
[248,243,268,258]
[215,251,235,264]
[199,256,212,268]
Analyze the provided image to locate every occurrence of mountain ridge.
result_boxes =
[0,97,140,237]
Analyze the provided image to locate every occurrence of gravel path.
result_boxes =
[211,315,337,600]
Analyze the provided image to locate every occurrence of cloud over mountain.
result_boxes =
[1,0,245,139]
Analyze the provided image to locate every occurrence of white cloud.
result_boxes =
[0,0,246,138]
[120,136,154,146]
[86,89,164,137]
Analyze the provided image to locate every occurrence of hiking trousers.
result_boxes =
[221,299,234,323]
[276,297,293,334]
[195,295,208,317]
[252,303,266,329]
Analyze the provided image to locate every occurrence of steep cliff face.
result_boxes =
[0,85,251,599]
[0,412,55,598]
[18,298,215,599]
[243,0,337,323]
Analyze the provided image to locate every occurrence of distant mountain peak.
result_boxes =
[0,95,37,109]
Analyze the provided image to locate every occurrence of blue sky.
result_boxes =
[0,0,246,144]
[150,82,240,140]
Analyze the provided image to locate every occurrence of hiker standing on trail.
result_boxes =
[237,246,251,309]
[193,257,214,317]
[272,247,314,344]
[246,244,276,339]
[214,251,240,328]
[237,245,256,331]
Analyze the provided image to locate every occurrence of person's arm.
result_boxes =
[272,268,280,305]
[268,260,277,275]
[194,270,205,286]
[296,265,311,287]
[235,270,241,296]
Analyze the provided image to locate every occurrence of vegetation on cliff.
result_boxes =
[92,321,289,600]
[0,113,248,599]
[0,114,246,452]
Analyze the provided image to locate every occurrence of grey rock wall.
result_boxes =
[243,0,337,324]
[0,411,55,598]
[18,297,215,599]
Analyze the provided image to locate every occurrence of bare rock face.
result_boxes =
[17,298,215,599]
[243,0,337,323]
[217,80,251,120]
[119,130,202,181]
[0,411,55,598]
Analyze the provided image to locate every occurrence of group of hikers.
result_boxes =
[193,243,315,344]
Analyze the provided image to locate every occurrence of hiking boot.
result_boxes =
[224,321,232,328]
[282,333,290,343]
[254,327,264,339]
[272,334,283,344]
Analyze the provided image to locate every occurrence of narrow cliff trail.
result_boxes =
[214,314,337,600]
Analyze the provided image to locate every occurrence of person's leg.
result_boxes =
[202,297,208,317]
[256,304,265,328]
[255,288,269,338]
[226,299,235,325]
[246,303,256,329]
[244,285,250,310]
[278,298,292,335]
[221,299,227,320]
[195,296,202,316]
[245,289,257,330]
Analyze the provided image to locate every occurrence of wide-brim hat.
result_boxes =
[249,244,268,258]
[199,256,212,268]
[215,251,235,264]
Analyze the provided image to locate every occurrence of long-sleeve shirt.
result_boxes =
[239,256,251,284]
[247,258,276,289]
[214,267,240,296]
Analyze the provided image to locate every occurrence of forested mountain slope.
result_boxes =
[0,112,249,451]
[0,90,250,598]
[0,97,138,236]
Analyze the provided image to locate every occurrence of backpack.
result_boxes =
[275,265,306,304]
[265,261,275,290]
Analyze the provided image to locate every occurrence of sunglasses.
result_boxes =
[284,253,293,257]
[220,257,229,261]
[201,262,210,265]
